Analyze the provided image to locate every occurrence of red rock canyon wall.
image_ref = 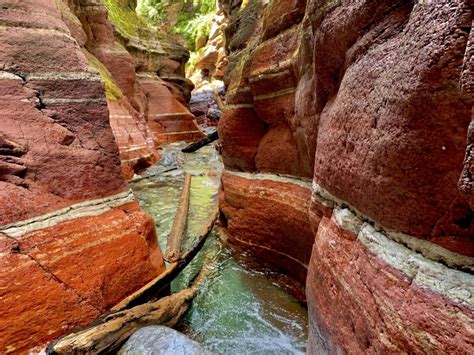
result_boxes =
[0,0,166,352]
[64,0,203,178]
[218,0,474,353]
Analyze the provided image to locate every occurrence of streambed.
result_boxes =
[129,142,308,354]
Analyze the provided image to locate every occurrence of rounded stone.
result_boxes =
[119,326,213,355]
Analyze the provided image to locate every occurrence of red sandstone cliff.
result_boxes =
[63,0,203,179]
[218,0,474,353]
[0,0,166,352]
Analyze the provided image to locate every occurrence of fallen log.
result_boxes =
[47,209,219,354]
[46,273,207,355]
[47,209,219,355]
[111,208,219,312]
[165,173,192,262]
[181,131,219,153]
[130,167,178,183]
[212,88,225,112]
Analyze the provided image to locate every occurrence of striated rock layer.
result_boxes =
[218,0,474,353]
[0,0,165,352]
[219,172,314,289]
[63,0,203,178]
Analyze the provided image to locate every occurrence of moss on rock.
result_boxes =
[83,49,124,101]
[104,0,155,40]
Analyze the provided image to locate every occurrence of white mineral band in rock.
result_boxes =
[0,190,136,238]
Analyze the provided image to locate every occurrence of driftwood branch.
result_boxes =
[111,208,219,312]
[130,167,178,183]
[47,281,201,355]
[212,87,225,112]
[165,173,192,262]
[181,131,219,153]
[47,209,218,355]
[47,208,219,354]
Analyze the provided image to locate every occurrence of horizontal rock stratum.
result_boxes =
[63,0,203,178]
[218,0,473,353]
[0,0,166,352]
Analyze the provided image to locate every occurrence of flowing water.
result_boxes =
[130,142,308,354]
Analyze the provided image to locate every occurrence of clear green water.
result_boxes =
[130,142,308,355]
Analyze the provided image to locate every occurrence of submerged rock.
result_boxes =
[119,326,213,355]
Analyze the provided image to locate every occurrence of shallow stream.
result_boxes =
[129,142,308,354]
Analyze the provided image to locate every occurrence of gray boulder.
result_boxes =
[118,326,213,355]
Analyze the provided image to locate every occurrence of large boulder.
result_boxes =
[119,326,213,355]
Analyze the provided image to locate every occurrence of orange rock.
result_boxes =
[218,108,266,172]
[108,99,159,179]
[0,201,165,353]
[0,1,166,351]
[139,76,203,145]
[220,1,474,352]
[219,172,314,287]
[307,216,474,354]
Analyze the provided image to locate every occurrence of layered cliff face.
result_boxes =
[0,0,166,352]
[218,0,474,353]
[63,0,203,178]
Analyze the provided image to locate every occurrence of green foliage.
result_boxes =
[137,0,167,22]
[174,11,214,50]
[137,0,217,49]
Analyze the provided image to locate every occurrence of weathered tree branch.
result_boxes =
[165,173,192,262]
[47,208,219,354]
[111,208,219,312]
[47,285,197,354]
[181,131,219,153]
[212,87,225,112]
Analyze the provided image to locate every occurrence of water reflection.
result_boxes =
[130,142,308,355]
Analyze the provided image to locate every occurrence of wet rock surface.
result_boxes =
[119,326,213,355]
[219,172,313,290]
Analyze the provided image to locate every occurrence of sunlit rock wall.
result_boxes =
[0,0,166,352]
[218,0,474,353]
[63,0,203,178]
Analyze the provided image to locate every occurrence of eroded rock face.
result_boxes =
[311,0,473,252]
[219,172,314,288]
[190,2,229,83]
[0,1,165,352]
[62,0,202,178]
[307,214,473,354]
[218,0,474,352]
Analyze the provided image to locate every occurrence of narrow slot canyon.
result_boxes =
[0,0,473,354]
